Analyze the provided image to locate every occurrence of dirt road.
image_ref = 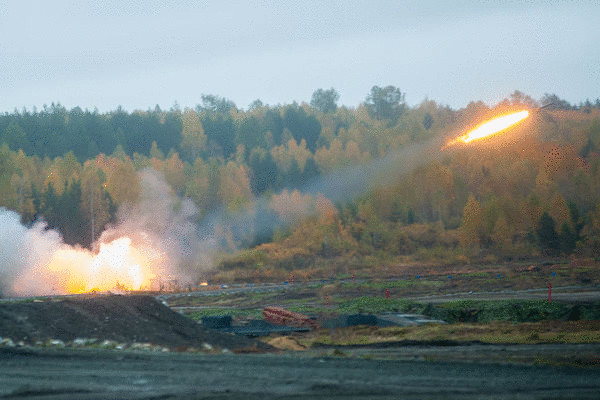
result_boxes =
[404,286,600,303]
[1,346,599,399]
[159,282,600,306]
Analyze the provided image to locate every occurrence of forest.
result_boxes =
[1,87,600,280]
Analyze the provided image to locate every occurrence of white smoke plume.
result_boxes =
[0,208,63,296]
[98,169,216,282]
[0,169,215,297]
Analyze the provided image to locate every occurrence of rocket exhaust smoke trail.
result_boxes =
[201,108,531,247]
[198,135,447,248]
[305,137,445,203]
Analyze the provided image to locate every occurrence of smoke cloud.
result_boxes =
[305,137,444,203]
[0,208,63,296]
[99,169,216,281]
[0,169,216,297]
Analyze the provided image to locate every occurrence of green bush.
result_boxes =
[429,300,598,323]
[335,298,600,323]
[186,308,262,321]
[337,296,416,314]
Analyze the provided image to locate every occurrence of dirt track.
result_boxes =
[1,346,600,400]
[159,282,600,307]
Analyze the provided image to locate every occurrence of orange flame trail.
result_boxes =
[446,110,529,148]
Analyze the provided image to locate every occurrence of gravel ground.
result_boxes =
[1,346,599,399]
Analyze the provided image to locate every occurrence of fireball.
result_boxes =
[446,110,529,147]
[43,237,160,294]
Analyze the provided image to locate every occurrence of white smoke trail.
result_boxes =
[200,135,445,245]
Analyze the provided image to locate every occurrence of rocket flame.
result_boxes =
[446,110,529,147]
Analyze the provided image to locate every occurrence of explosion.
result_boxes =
[7,232,167,296]
[44,237,161,294]
[1,170,213,297]
[445,110,529,147]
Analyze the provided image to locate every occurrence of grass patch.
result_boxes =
[185,308,263,321]
[336,297,415,314]
[285,304,323,315]
[341,279,444,290]
[335,297,600,323]
[303,320,600,347]
[460,271,491,278]
[431,300,600,323]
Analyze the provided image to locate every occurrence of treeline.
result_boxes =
[1,89,598,163]
[1,88,599,270]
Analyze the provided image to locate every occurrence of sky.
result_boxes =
[1,0,599,113]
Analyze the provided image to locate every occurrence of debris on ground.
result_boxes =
[263,306,319,329]
[267,336,306,351]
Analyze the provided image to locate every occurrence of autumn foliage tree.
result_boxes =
[459,194,482,250]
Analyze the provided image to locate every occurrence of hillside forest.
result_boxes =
[1,87,600,280]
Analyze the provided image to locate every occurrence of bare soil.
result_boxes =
[0,295,268,351]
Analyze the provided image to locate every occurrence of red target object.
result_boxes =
[326,295,330,308]
[263,307,318,329]
[547,282,552,303]
[385,289,390,299]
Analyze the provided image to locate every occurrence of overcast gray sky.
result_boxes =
[1,0,598,112]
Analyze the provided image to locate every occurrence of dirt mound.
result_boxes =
[267,336,306,351]
[0,295,268,351]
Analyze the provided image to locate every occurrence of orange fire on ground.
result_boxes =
[41,237,161,294]
[445,110,530,148]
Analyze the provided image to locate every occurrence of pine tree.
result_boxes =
[537,212,559,256]
[390,200,403,223]
[559,222,577,255]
